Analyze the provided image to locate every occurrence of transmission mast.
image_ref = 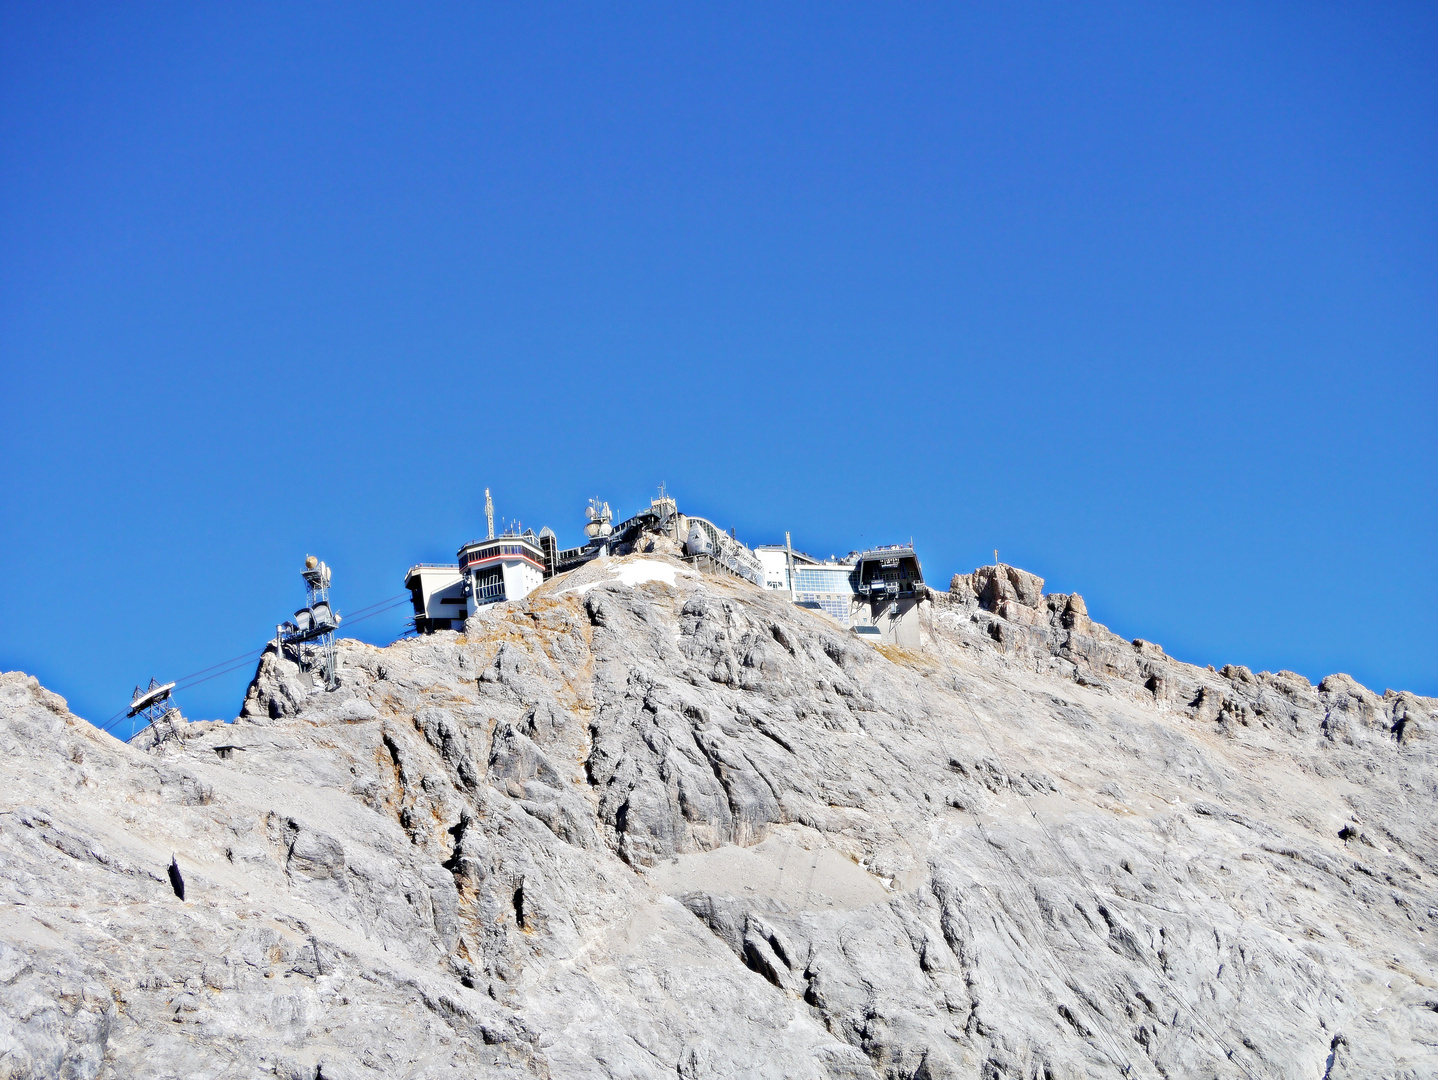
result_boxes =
[276,556,342,690]
[485,488,495,540]
[126,677,180,746]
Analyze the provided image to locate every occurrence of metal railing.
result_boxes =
[473,578,506,603]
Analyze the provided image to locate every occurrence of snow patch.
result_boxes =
[561,559,695,595]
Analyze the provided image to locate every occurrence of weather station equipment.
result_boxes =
[276,556,342,690]
[584,498,614,554]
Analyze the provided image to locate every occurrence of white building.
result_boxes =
[458,531,546,611]
[406,530,548,633]
[404,564,466,633]
[753,545,807,591]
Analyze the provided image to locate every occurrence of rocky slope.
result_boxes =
[2,554,1436,1079]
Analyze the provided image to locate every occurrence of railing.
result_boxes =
[860,545,914,558]
[473,578,506,603]
[460,534,542,552]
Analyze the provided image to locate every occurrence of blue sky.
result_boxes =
[2,3,1434,735]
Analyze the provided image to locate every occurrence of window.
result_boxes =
[794,567,855,593]
[796,592,853,622]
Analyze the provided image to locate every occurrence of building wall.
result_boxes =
[407,567,464,618]
[865,596,922,647]
[755,548,793,590]
[501,559,544,605]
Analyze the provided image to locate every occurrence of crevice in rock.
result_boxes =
[167,856,185,900]
[1321,1034,1345,1080]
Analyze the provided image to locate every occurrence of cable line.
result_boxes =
[97,592,413,740]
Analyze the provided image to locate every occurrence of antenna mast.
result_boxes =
[485,488,495,540]
[276,556,341,690]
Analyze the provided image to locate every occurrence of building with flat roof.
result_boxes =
[404,564,466,633]
[753,545,818,591]
[406,527,548,633]
[458,531,546,609]
[792,560,859,624]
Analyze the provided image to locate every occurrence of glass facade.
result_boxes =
[797,592,854,621]
[793,567,856,592]
[472,573,506,603]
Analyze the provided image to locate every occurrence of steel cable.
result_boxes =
[97,593,412,739]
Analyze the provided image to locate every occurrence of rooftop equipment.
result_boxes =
[585,498,614,539]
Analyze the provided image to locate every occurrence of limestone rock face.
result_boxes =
[2,553,1437,1079]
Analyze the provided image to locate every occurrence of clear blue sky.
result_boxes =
[2,3,1434,735]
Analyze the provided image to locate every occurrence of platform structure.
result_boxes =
[404,563,466,633]
[126,677,181,745]
[680,514,764,585]
[853,544,926,646]
[277,556,341,690]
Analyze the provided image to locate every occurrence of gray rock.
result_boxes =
[1,554,1435,1079]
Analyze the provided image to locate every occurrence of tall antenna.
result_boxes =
[485,488,495,540]
[277,556,341,690]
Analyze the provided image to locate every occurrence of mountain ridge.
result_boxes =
[1,553,1434,1079]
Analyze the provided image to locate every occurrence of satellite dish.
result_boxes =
[585,497,614,539]
[305,555,318,570]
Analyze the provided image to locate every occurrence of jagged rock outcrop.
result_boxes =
[2,554,1436,1079]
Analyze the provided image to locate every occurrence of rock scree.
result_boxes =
[1,553,1436,1079]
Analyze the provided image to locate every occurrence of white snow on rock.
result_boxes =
[560,558,695,595]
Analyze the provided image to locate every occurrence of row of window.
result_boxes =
[797,592,855,622]
[793,568,858,593]
[461,543,541,567]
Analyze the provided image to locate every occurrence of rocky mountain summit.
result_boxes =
[2,555,1436,1079]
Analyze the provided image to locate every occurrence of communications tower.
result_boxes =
[276,556,342,690]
